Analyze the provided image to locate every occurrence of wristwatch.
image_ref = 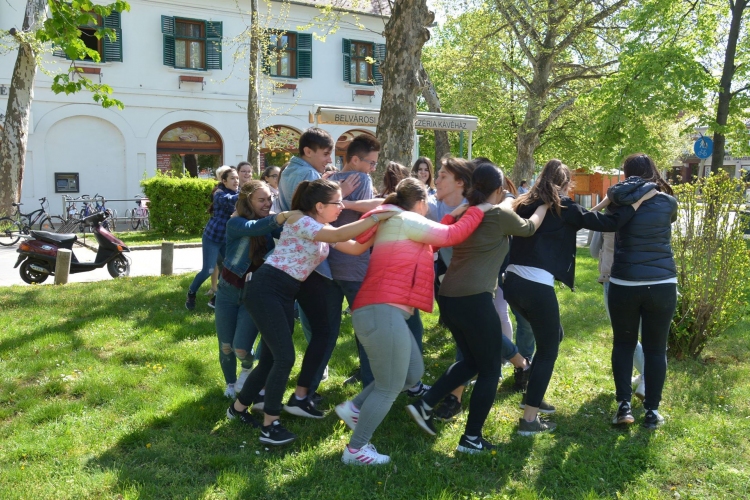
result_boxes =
[370,214,380,223]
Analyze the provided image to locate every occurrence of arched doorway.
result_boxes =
[335,129,376,168]
[157,121,223,178]
[260,126,301,173]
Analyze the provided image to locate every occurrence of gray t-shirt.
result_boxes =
[426,195,466,266]
[326,170,374,282]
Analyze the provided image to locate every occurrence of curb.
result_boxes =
[77,240,202,252]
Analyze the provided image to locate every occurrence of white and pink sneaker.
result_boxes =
[335,400,359,431]
[342,443,390,465]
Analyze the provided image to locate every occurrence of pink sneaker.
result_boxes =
[335,400,359,430]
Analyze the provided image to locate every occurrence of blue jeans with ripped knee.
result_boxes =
[214,277,259,384]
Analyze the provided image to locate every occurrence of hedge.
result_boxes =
[141,173,216,234]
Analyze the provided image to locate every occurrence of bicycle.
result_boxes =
[0,197,64,246]
[94,194,118,231]
[130,194,150,231]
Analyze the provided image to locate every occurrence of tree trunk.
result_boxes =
[0,0,47,216]
[247,0,261,174]
[374,0,435,187]
[710,0,747,174]
[418,64,450,164]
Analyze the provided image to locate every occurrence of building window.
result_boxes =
[342,39,385,85]
[52,11,123,63]
[162,16,222,71]
[264,32,312,79]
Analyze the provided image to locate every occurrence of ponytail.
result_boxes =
[383,177,426,210]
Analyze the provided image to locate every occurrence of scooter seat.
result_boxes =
[30,230,78,245]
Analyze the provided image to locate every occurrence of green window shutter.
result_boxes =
[52,46,68,59]
[102,11,122,62]
[297,33,312,78]
[162,15,175,67]
[205,21,223,70]
[373,42,385,85]
[342,38,351,83]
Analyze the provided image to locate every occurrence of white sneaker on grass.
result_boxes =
[224,383,235,399]
[342,443,390,465]
[335,401,359,431]
[635,379,646,401]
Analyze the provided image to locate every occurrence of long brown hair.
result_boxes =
[514,159,571,216]
[622,153,673,195]
[411,156,435,189]
[236,180,271,267]
[382,161,411,196]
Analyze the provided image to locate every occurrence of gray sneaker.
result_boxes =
[517,417,556,436]
[519,394,556,414]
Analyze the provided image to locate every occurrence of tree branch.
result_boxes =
[500,62,533,93]
[538,97,577,133]
[555,0,629,55]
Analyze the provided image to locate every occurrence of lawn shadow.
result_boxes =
[533,393,657,498]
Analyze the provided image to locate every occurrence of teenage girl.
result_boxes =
[605,153,676,429]
[504,159,654,435]
[406,162,547,453]
[335,178,491,465]
[215,181,296,398]
[227,178,395,446]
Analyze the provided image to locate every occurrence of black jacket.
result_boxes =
[607,177,678,282]
[509,198,636,290]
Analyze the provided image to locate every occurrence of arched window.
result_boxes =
[156,121,223,178]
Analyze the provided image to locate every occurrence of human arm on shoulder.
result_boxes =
[342,198,383,213]
[406,206,485,247]
[226,211,297,238]
[287,211,395,243]
[329,237,375,256]
[591,196,610,212]
[498,203,547,237]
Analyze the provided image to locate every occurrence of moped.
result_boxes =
[14,211,131,284]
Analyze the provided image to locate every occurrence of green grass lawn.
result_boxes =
[113,231,203,247]
[1,251,748,499]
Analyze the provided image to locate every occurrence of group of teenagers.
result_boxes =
[189,127,678,466]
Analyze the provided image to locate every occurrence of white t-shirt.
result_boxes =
[266,216,329,281]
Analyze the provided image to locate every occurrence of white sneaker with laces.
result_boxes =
[235,368,252,393]
[224,383,236,399]
[635,379,646,401]
[631,374,642,386]
[335,401,359,430]
[342,443,390,465]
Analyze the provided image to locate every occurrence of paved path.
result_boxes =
[0,243,202,287]
[1,230,592,288]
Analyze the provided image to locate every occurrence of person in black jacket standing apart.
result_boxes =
[605,154,677,429]
[505,159,655,435]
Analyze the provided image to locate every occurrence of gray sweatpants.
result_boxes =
[349,304,424,449]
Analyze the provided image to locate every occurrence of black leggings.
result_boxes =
[425,293,519,437]
[503,273,563,408]
[609,282,676,410]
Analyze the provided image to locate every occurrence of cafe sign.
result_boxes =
[312,106,478,131]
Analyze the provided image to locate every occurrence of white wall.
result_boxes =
[0,0,386,216]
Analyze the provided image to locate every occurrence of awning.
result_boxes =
[310,105,478,132]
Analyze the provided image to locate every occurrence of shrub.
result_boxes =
[670,171,750,359]
[141,173,216,234]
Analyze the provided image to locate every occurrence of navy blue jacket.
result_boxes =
[608,177,678,282]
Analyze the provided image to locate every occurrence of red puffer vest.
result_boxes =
[352,206,484,313]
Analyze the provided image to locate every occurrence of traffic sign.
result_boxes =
[694,137,713,159]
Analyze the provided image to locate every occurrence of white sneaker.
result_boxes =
[635,379,646,401]
[335,401,359,431]
[224,383,236,399]
[631,374,643,386]
[322,365,329,382]
[235,368,252,393]
[342,443,390,465]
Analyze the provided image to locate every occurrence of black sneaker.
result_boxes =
[519,394,556,414]
[226,405,260,427]
[512,365,530,392]
[405,399,437,436]
[343,369,362,386]
[259,420,297,446]
[433,394,463,422]
[284,395,324,419]
[310,392,324,406]
[185,292,197,310]
[517,416,556,436]
[456,434,496,454]
[207,296,216,310]
[406,381,431,397]
[612,401,635,426]
[642,409,665,430]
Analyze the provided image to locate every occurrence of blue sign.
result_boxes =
[694,137,713,159]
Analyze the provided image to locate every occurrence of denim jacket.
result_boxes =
[224,215,283,279]
[275,155,333,279]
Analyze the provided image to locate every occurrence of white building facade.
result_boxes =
[0,0,391,216]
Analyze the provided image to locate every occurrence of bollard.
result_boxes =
[161,242,174,276]
[54,248,72,285]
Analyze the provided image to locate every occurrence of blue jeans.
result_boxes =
[360,309,424,387]
[189,234,224,295]
[511,305,536,360]
[214,277,259,384]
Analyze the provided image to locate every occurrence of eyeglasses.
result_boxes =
[359,158,377,167]
[324,200,345,206]
[267,174,279,178]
